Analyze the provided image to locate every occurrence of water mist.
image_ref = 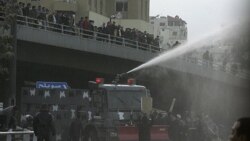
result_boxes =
[127,23,238,74]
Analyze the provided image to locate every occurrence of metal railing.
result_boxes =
[0,130,36,141]
[55,0,77,4]
[1,11,250,79]
[13,13,162,53]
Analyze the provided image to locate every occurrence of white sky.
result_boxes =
[150,0,247,40]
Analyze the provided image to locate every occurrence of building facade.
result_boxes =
[150,15,188,49]
[18,0,152,33]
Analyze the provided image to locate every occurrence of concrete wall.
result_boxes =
[105,0,116,18]
[150,17,188,49]
[76,0,88,21]
[17,0,150,25]
[127,0,149,21]
[88,11,153,33]
[53,1,77,12]
[127,0,139,19]
[89,11,110,27]
[145,0,149,21]
[160,27,187,49]
[150,17,168,38]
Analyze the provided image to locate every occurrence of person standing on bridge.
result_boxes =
[33,104,56,141]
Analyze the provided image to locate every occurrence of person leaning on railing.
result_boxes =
[14,9,161,49]
[15,3,161,48]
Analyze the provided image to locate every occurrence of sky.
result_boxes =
[150,0,248,40]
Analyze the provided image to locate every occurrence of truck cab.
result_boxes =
[87,78,168,141]
[86,78,152,141]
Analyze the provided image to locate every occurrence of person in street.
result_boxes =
[176,114,186,141]
[138,113,152,141]
[33,104,56,141]
[229,117,250,141]
[69,112,84,141]
[8,106,18,130]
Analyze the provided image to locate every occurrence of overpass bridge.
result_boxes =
[12,15,250,88]
[1,12,250,122]
[1,13,249,87]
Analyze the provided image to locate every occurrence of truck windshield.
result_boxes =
[107,89,146,111]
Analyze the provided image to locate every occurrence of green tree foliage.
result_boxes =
[0,0,17,80]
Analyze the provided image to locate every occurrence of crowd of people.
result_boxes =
[1,103,250,141]
[148,110,226,141]
[0,1,160,50]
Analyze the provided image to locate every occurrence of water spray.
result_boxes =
[126,23,239,74]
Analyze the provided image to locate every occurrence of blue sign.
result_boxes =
[36,81,69,89]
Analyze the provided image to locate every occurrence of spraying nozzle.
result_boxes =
[112,72,127,84]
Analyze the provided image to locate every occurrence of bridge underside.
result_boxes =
[16,40,250,125]
[17,40,141,75]
[16,59,250,124]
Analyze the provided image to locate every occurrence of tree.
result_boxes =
[0,0,17,105]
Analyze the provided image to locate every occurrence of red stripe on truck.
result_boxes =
[151,125,169,141]
[118,125,169,141]
[118,126,139,141]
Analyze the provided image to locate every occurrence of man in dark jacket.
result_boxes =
[33,104,56,141]
[22,3,31,17]
[138,113,152,141]
[69,112,84,141]
[8,106,18,130]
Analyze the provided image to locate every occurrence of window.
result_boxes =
[116,2,123,11]
[168,21,173,26]
[116,1,128,12]
[174,21,181,26]
[160,22,165,26]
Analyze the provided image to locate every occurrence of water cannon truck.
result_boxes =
[20,77,169,141]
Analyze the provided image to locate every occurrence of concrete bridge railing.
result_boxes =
[1,12,250,80]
